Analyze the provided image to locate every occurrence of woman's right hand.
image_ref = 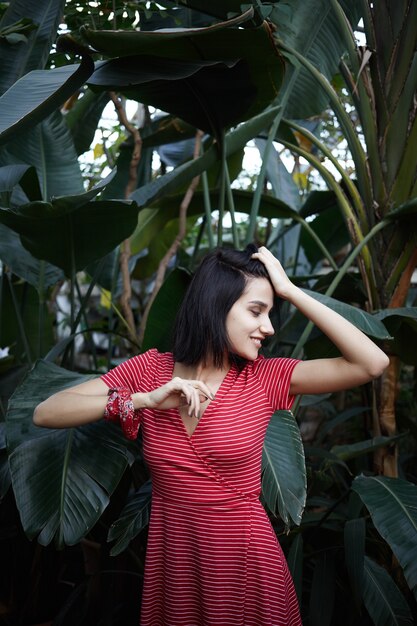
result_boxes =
[135,378,215,419]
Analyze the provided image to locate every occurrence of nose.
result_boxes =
[260,318,275,336]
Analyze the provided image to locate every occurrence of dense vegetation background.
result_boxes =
[0,1,416,624]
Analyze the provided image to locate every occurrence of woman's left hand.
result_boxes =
[251,246,296,300]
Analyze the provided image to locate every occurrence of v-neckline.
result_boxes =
[169,356,236,439]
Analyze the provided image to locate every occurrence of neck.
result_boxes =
[176,358,230,382]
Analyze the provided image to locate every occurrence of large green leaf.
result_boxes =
[362,556,414,626]
[0,172,140,275]
[331,434,406,461]
[107,479,152,556]
[373,308,417,366]
[83,11,285,139]
[270,0,363,119]
[0,224,63,290]
[262,410,306,527]
[352,475,417,600]
[0,0,66,94]
[303,289,392,340]
[6,360,137,547]
[0,110,84,199]
[0,59,94,146]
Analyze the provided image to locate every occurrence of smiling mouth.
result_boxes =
[251,337,263,347]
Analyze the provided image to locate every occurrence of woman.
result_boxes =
[34,246,389,626]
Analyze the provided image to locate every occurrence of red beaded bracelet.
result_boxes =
[104,387,141,440]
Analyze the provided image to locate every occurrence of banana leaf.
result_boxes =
[6,359,138,548]
[262,410,306,527]
[363,556,414,626]
[107,479,152,556]
[0,110,84,199]
[373,308,417,366]
[0,59,94,146]
[82,10,285,140]
[271,0,363,119]
[0,171,140,276]
[0,0,66,94]
[303,289,392,340]
[331,434,407,461]
[352,475,417,600]
[0,224,64,289]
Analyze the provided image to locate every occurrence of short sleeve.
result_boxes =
[101,348,158,393]
[253,356,301,411]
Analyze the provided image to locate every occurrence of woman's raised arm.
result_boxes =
[252,247,389,396]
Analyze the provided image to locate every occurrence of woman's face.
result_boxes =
[225,277,275,361]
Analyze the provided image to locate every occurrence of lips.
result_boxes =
[250,337,263,347]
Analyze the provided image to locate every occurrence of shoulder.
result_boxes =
[248,354,301,380]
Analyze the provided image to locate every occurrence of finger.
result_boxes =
[190,380,215,401]
[188,386,199,418]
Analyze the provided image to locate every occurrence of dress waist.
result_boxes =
[152,486,260,509]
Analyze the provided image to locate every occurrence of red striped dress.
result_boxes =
[102,349,302,626]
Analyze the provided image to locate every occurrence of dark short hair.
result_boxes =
[172,245,273,368]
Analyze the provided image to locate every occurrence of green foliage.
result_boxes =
[0,0,416,624]
[7,360,138,548]
[262,410,306,527]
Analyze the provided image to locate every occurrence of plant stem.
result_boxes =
[37,260,46,359]
[6,271,32,364]
[224,162,239,248]
[201,169,214,248]
[278,41,372,209]
[245,109,283,244]
[291,220,387,358]
[217,132,226,246]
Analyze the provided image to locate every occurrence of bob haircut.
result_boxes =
[172,245,274,368]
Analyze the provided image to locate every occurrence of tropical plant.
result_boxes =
[0,0,416,624]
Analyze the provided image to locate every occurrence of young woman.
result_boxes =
[34,246,389,626]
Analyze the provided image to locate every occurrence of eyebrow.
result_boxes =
[248,300,270,309]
